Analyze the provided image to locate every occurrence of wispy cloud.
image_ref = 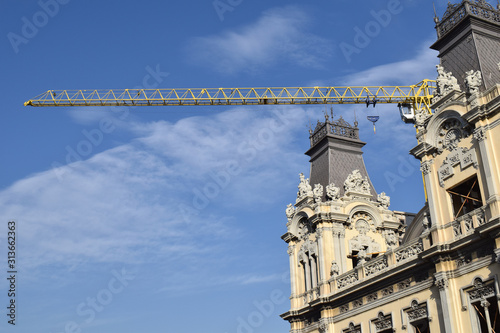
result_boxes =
[340,40,438,86]
[185,6,333,75]
[0,107,307,281]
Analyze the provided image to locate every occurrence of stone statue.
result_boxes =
[465,70,482,95]
[385,230,398,248]
[326,183,340,201]
[313,184,324,203]
[357,247,369,265]
[330,261,340,277]
[297,173,313,200]
[285,203,295,222]
[344,170,371,194]
[377,192,390,209]
[435,65,460,100]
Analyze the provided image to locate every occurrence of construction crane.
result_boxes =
[24,80,436,124]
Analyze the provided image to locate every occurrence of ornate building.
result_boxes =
[281,1,500,332]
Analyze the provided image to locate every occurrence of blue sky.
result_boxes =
[1,0,452,332]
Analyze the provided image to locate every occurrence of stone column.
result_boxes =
[474,127,499,211]
[304,260,311,291]
[435,275,456,333]
[480,299,493,333]
[310,256,318,289]
[316,229,325,284]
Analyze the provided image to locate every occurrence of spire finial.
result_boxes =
[433,2,439,23]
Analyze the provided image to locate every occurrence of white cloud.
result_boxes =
[0,107,307,279]
[340,40,439,86]
[185,6,333,74]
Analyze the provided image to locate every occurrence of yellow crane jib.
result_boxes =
[24,80,436,123]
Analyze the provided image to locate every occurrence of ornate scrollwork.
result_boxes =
[469,278,496,302]
[407,300,428,322]
[373,312,393,332]
[337,271,358,289]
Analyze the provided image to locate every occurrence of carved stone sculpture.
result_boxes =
[385,230,398,248]
[434,64,460,101]
[325,183,340,200]
[377,192,390,209]
[344,170,371,195]
[297,173,313,200]
[465,70,482,96]
[285,203,295,222]
[330,260,339,277]
[313,183,324,203]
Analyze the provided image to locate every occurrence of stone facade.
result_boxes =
[281,1,500,332]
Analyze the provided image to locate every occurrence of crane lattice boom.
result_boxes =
[24,80,436,112]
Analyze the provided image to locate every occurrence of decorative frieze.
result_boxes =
[398,279,412,291]
[337,271,358,289]
[381,286,394,297]
[395,240,423,262]
[367,293,378,303]
[365,256,388,277]
[339,304,349,314]
[352,299,363,308]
